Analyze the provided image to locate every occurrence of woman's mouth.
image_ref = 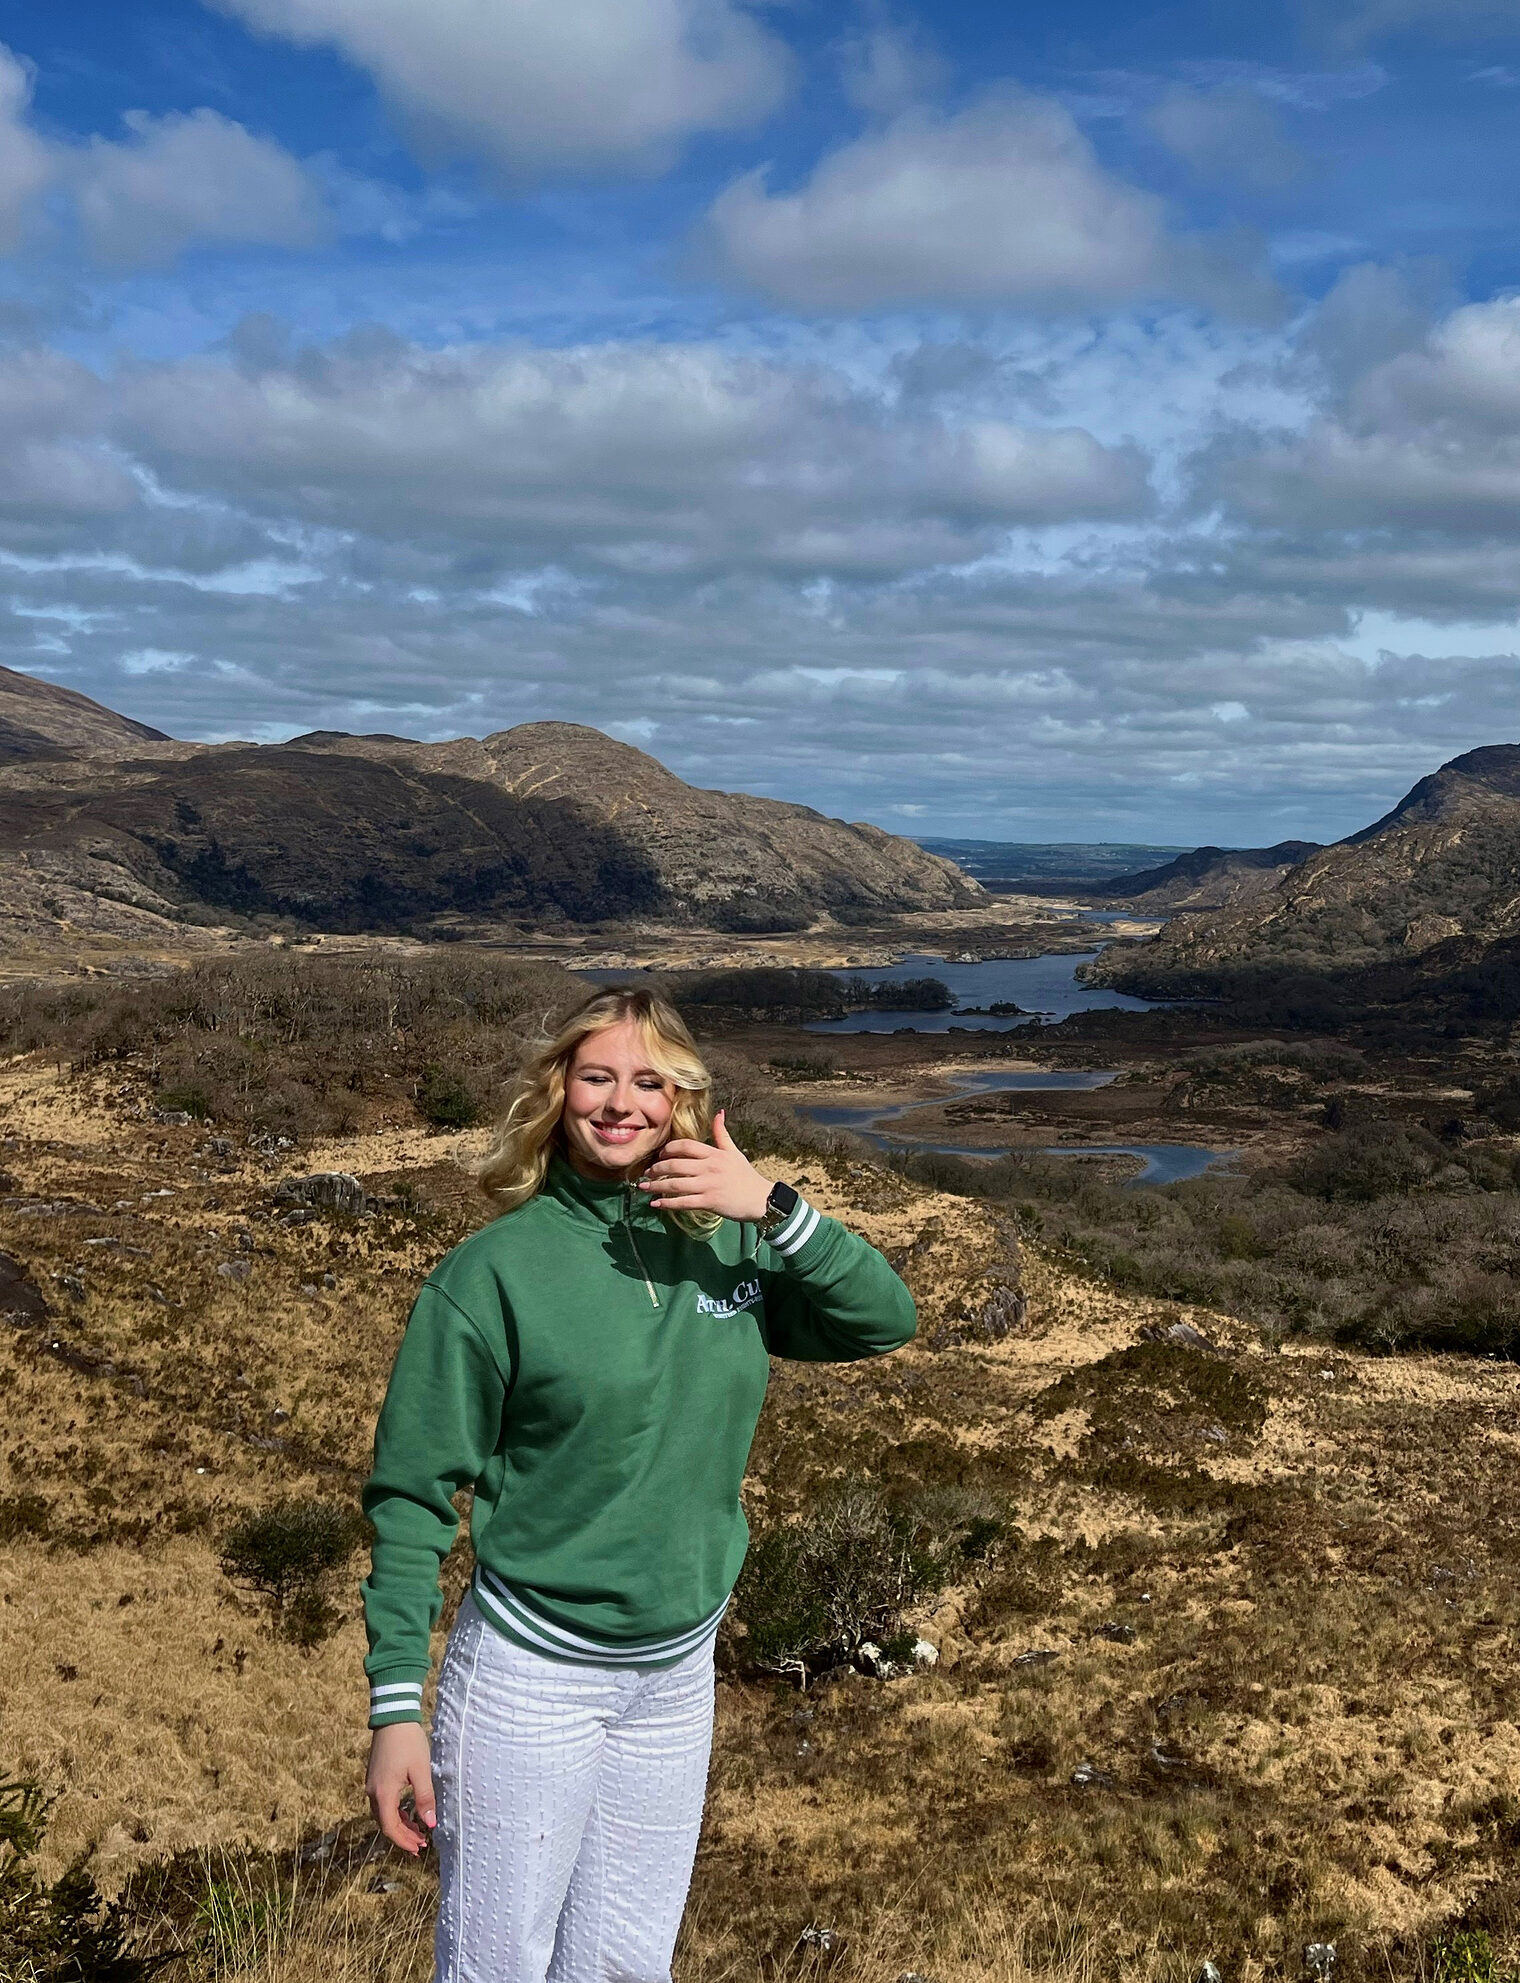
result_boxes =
[591,1120,643,1144]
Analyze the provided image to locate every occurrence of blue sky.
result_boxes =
[2,0,1520,841]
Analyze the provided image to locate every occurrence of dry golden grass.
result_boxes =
[4,1050,1520,1981]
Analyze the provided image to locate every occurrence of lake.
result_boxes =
[804,950,1160,1033]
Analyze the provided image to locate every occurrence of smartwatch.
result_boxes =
[758,1179,799,1236]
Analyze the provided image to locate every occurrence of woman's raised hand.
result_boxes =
[366,1723,436,1857]
[639,1110,773,1223]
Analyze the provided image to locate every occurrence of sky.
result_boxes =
[2,2,1520,842]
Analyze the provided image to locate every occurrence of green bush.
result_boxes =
[0,1773,171,1981]
[732,1486,954,1682]
[415,1064,481,1129]
[154,1082,214,1122]
[219,1498,366,1646]
[1433,1929,1513,1983]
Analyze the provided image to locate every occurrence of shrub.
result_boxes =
[766,1052,840,1083]
[1433,1929,1512,1983]
[219,1498,366,1646]
[0,951,576,1141]
[1287,1122,1448,1202]
[154,1082,214,1122]
[731,1485,954,1682]
[0,1773,171,1981]
[0,1493,49,1544]
[415,1064,481,1129]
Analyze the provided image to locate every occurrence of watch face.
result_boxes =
[766,1181,799,1219]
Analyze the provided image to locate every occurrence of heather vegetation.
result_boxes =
[6,946,1520,1982]
[891,1127,1520,1357]
[0,951,576,1140]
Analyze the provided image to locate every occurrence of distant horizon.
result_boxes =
[13,656,1431,850]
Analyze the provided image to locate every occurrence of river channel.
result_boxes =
[800,1070,1233,1185]
[803,955,1232,1185]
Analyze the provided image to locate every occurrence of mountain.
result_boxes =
[0,663,169,760]
[1094,746,1520,990]
[0,673,981,947]
[1101,840,1322,912]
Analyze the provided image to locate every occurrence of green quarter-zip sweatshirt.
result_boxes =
[361,1155,916,1726]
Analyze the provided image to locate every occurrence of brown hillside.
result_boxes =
[1096,746,1520,985]
[0,663,169,761]
[0,672,980,947]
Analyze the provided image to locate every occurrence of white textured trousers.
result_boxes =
[431,1596,716,1983]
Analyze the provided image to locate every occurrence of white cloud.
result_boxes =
[703,89,1272,314]
[110,333,1153,573]
[0,43,334,268]
[0,47,51,250]
[69,108,331,266]
[1214,295,1520,532]
[1148,86,1305,189]
[837,15,947,117]
[208,0,790,177]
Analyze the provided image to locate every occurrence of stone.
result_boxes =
[216,1258,252,1281]
[911,1639,939,1666]
[798,1927,840,1954]
[0,1252,48,1326]
[1304,1946,1336,1979]
[274,1172,369,1217]
[1070,1762,1114,1788]
[1094,1622,1137,1644]
[1012,1649,1061,1667]
[1197,1963,1223,1983]
[1138,1319,1219,1353]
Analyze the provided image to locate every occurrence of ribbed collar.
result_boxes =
[543,1151,665,1229]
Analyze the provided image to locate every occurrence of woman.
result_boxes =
[362,986,916,1983]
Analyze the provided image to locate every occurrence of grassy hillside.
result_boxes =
[5,964,1520,1983]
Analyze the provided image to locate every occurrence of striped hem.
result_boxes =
[767,1195,820,1258]
[472,1566,728,1670]
[368,1679,425,1727]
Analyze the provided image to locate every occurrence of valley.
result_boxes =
[3,669,1520,1983]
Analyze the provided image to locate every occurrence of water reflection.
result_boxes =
[806,951,1159,1033]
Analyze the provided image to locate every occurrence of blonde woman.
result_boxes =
[361,986,916,1983]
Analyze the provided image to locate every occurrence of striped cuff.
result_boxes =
[368,1677,427,1727]
[766,1194,821,1259]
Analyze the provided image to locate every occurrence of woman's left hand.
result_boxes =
[639,1111,773,1222]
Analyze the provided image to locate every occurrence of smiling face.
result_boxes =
[560,1017,678,1181]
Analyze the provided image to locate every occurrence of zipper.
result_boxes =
[623,1185,660,1307]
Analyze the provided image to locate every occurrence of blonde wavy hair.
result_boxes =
[478,987,720,1235]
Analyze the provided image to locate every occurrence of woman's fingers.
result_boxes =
[659,1137,732,1162]
[366,1729,437,1857]
[412,1756,437,1833]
